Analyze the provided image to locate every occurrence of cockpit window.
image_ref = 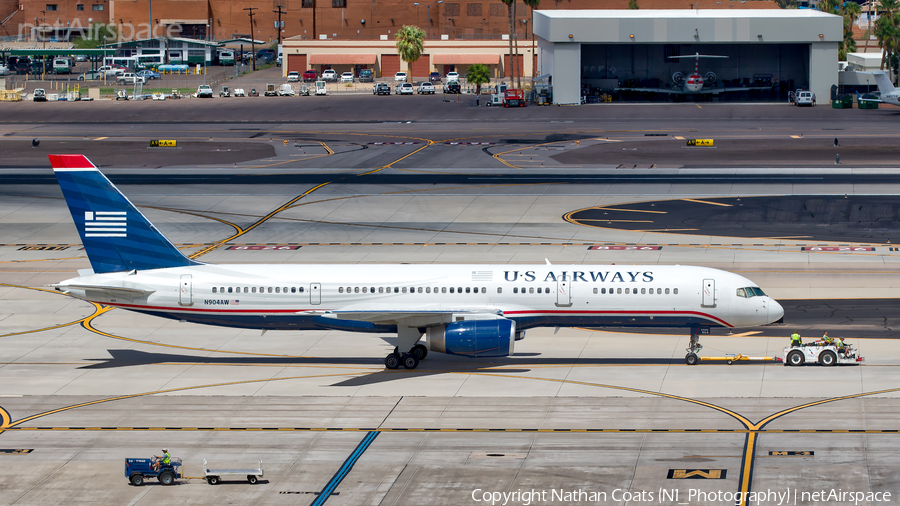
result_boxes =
[738,286,767,298]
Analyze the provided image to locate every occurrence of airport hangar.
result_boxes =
[532,9,842,105]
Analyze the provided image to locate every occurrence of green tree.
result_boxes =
[395,25,425,82]
[466,63,491,95]
[522,0,540,79]
[842,1,862,60]
[775,0,798,8]
[72,23,117,49]
[500,0,519,89]
[628,0,639,9]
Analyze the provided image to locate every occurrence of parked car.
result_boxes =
[444,82,461,94]
[417,82,435,94]
[321,69,337,82]
[302,69,317,82]
[373,82,391,95]
[359,69,374,82]
[32,88,47,102]
[446,71,459,82]
[429,71,441,82]
[340,72,354,83]
[394,71,407,82]
[78,70,103,81]
[75,54,88,62]
[137,69,160,80]
[0,64,9,76]
[287,71,300,82]
[117,73,146,85]
[396,82,414,95]
[196,84,214,98]
[256,49,275,62]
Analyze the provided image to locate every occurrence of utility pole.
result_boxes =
[273,5,285,46]
[244,7,257,71]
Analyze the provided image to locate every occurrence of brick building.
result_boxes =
[3,0,777,43]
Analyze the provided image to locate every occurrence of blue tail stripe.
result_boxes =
[54,167,201,273]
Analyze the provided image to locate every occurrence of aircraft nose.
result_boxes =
[769,299,785,323]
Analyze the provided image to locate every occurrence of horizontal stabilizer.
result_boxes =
[52,284,156,298]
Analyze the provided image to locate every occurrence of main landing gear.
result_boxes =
[384,326,428,370]
[685,327,704,366]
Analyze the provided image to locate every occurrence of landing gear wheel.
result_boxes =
[819,350,836,366]
[685,353,699,366]
[130,474,144,486]
[248,475,258,484]
[787,350,805,366]
[401,353,419,370]
[411,344,428,360]
[384,353,401,370]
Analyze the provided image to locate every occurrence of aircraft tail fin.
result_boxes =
[871,71,895,94]
[50,154,202,274]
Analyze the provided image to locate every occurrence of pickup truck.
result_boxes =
[98,65,125,77]
[196,84,214,98]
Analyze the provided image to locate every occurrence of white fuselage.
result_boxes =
[56,263,783,332]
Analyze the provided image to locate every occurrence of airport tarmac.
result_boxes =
[1,103,899,505]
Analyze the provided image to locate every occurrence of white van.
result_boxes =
[53,58,72,74]
[796,91,815,107]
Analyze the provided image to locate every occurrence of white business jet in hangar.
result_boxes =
[49,154,784,369]
[617,53,773,96]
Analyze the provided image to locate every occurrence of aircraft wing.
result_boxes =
[615,86,770,96]
[51,284,156,298]
[304,309,503,325]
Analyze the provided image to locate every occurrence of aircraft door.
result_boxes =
[701,278,716,307]
[556,279,572,307]
[310,283,321,305]
[179,274,193,306]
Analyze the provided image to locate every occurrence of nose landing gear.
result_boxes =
[685,326,705,365]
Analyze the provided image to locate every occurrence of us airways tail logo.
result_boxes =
[84,211,127,238]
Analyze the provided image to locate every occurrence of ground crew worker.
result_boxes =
[790,331,802,347]
[822,332,832,345]
[154,448,171,471]
[833,336,845,356]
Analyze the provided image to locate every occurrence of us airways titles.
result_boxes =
[504,270,655,283]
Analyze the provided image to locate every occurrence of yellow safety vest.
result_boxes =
[790,333,801,343]
[162,452,171,465]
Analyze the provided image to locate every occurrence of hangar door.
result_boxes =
[410,55,430,79]
[381,54,401,78]
[504,54,524,78]
[287,54,307,73]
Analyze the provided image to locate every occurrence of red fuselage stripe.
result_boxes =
[96,302,732,326]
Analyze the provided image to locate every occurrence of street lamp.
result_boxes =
[426,0,442,39]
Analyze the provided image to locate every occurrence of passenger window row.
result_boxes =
[212,286,304,294]
[592,287,678,295]
[339,286,488,294]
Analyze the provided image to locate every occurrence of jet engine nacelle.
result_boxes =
[427,318,515,357]
[672,72,685,84]
[704,71,717,84]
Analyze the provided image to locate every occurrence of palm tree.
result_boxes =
[395,25,425,82]
[500,0,519,89]
[522,0,541,79]
[775,0,798,8]
[628,0,639,9]
[466,63,491,95]
[842,1,862,60]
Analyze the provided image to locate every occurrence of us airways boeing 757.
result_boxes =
[49,154,784,369]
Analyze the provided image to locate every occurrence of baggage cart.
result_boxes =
[203,458,263,485]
